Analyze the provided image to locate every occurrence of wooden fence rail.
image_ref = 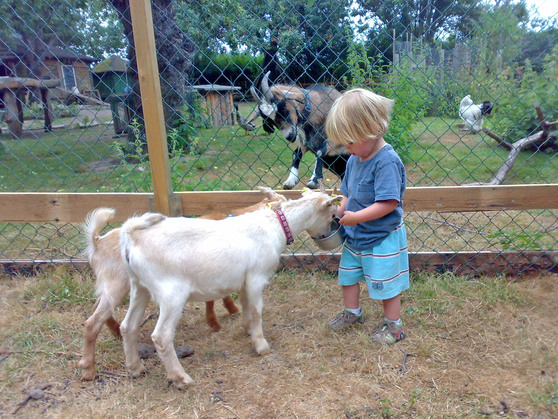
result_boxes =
[1,184,557,222]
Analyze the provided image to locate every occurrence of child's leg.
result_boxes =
[383,294,401,321]
[371,294,405,345]
[329,283,365,331]
[330,245,366,331]
[342,283,360,309]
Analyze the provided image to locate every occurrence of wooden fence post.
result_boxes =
[128,0,182,216]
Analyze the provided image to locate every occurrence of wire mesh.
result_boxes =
[0,0,557,274]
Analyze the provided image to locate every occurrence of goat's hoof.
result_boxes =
[207,321,222,332]
[306,180,319,189]
[78,359,96,380]
[173,374,194,390]
[128,362,146,377]
[80,367,96,381]
[282,182,296,190]
[226,306,240,315]
[255,340,271,355]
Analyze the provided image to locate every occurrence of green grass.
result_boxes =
[1,106,556,192]
[0,106,556,260]
[407,117,557,185]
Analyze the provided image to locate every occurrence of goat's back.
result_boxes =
[122,211,278,261]
[120,211,282,300]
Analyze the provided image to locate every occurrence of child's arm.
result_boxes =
[339,199,398,227]
[337,195,348,219]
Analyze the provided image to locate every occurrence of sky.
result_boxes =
[526,0,557,19]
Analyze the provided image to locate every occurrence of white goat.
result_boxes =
[78,187,286,381]
[119,189,341,389]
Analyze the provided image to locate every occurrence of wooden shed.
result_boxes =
[0,45,96,97]
[192,84,242,127]
[91,55,130,101]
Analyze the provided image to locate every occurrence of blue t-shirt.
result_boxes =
[340,144,406,250]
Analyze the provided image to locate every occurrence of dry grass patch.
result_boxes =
[0,266,556,418]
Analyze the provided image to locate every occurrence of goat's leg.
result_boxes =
[79,298,110,380]
[222,295,239,314]
[239,287,252,332]
[244,278,270,355]
[151,293,193,389]
[307,158,323,189]
[79,292,122,380]
[204,301,221,332]
[307,144,326,189]
[283,148,303,190]
[120,283,150,377]
[205,295,238,331]
[105,316,121,337]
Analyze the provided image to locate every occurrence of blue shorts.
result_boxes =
[338,223,410,300]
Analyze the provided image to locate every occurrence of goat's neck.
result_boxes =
[278,200,316,237]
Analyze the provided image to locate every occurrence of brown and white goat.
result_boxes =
[118,189,341,389]
[78,187,286,381]
[251,71,348,189]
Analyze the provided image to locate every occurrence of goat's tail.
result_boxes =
[121,212,166,234]
[83,207,116,261]
[120,212,167,264]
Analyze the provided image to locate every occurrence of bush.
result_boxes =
[487,46,558,144]
[341,43,428,161]
[192,53,264,92]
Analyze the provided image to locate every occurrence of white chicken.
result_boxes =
[458,95,493,132]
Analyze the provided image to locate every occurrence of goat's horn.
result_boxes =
[261,71,274,102]
[250,86,261,102]
[317,179,326,193]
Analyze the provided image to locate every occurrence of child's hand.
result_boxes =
[339,211,359,226]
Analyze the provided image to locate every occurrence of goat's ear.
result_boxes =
[302,187,313,197]
[257,186,275,197]
[282,90,303,102]
[325,196,342,207]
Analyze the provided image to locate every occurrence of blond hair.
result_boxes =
[325,88,394,146]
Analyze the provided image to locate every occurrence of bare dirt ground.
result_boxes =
[0,267,556,418]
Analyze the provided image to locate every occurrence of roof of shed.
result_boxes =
[0,44,95,63]
[92,55,129,73]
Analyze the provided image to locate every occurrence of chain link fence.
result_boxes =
[0,0,557,274]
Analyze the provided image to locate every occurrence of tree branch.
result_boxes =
[470,104,557,185]
[481,128,512,150]
[469,130,546,185]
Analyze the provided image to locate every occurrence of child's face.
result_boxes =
[344,139,377,161]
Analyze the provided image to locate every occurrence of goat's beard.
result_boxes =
[262,118,276,134]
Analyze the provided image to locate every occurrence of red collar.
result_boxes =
[275,209,294,245]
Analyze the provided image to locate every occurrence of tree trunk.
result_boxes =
[107,0,195,151]
[107,0,144,146]
[151,0,195,131]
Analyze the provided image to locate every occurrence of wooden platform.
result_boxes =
[0,77,60,138]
